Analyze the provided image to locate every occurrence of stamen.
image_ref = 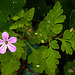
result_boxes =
[5,41,8,44]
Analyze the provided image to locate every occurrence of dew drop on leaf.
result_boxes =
[48,20,50,23]
[41,40,44,43]
[35,33,38,35]
[36,65,40,67]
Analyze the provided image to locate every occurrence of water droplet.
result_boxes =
[48,20,50,23]
[70,27,73,32]
[0,11,1,13]
[41,40,44,43]
[36,65,40,67]
[35,33,38,35]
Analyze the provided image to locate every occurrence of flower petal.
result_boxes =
[8,44,16,52]
[2,32,9,40]
[0,39,3,45]
[8,37,17,43]
[0,44,7,54]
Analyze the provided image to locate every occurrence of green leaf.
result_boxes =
[1,57,20,75]
[28,38,41,44]
[45,66,55,75]
[25,8,35,21]
[21,51,27,60]
[28,51,39,65]
[53,1,61,11]
[63,30,74,39]
[10,72,17,75]
[12,16,20,20]
[26,40,48,73]
[12,39,26,59]
[32,46,47,73]
[43,47,61,72]
[7,30,18,37]
[10,8,35,29]
[61,41,73,55]
[26,40,39,65]
[12,9,24,20]
[50,40,59,49]
[0,66,2,69]
[9,20,25,29]
[55,15,66,23]
[52,24,63,34]
[15,39,26,47]
[0,52,10,62]
[53,1,63,19]
[0,20,14,32]
[59,30,75,55]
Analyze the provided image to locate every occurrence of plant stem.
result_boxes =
[25,40,36,52]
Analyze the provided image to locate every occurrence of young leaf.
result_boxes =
[53,1,61,11]
[12,9,24,20]
[61,41,73,55]
[12,16,20,20]
[50,40,59,49]
[25,8,35,21]
[58,30,75,55]
[63,30,73,39]
[43,47,61,73]
[10,8,35,29]
[55,15,66,23]
[52,24,63,34]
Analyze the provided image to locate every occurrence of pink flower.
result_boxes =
[0,32,17,54]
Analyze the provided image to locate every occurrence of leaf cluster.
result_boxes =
[28,1,66,44]
[10,8,35,29]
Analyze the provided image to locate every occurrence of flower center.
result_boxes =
[5,41,8,44]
